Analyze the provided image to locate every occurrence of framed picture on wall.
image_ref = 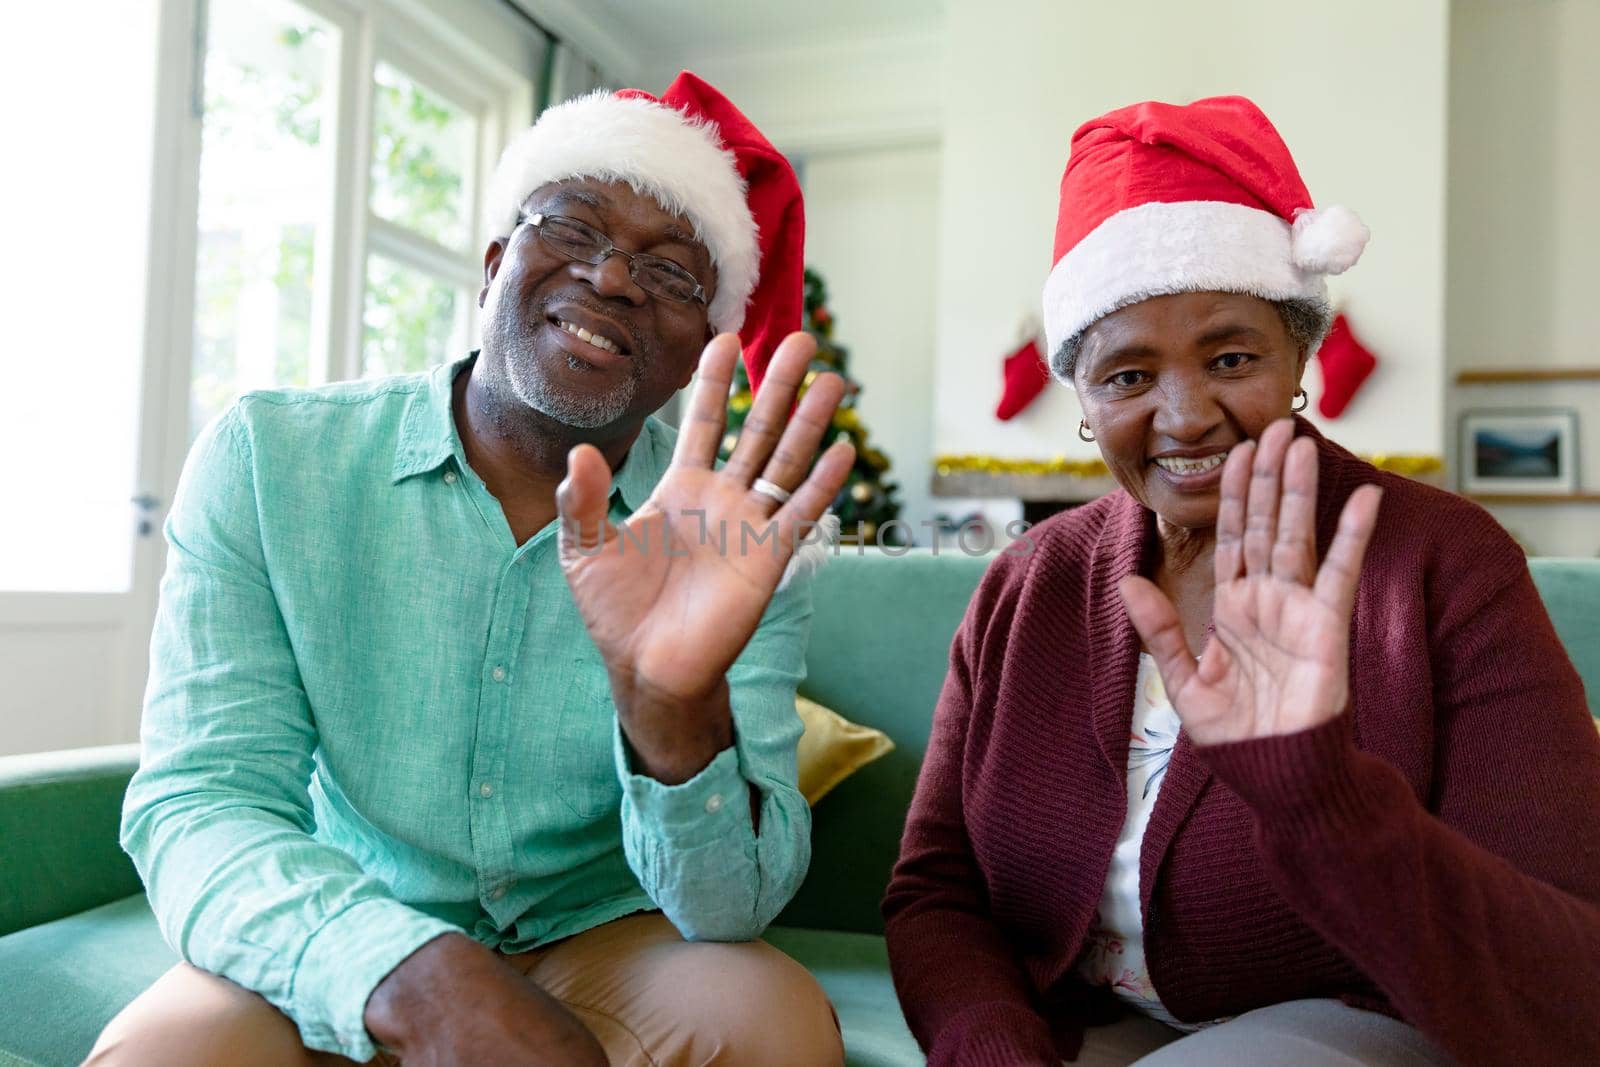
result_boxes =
[1459,409,1579,495]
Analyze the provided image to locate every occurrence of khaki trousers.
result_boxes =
[84,912,844,1067]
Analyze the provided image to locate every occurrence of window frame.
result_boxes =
[320,0,533,382]
[172,0,533,432]
[138,0,535,728]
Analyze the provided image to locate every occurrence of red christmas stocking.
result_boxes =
[996,337,1050,420]
[1316,313,1377,419]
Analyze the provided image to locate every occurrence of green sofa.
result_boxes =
[3,551,1596,1067]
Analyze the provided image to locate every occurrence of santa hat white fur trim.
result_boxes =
[1043,200,1361,385]
[775,512,839,592]
[485,91,759,334]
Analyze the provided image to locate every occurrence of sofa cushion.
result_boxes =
[797,695,896,804]
[0,895,175,1067]
[0,745,143,939]
[780,549,993,934]
[1529,558,1600,718]
[0,894,920,1067]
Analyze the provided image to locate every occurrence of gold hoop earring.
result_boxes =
[1078,420,1096,442]
[1291,389,1309,413]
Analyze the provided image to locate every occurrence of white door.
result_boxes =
[0,0,348,755]
[0,1,173,756]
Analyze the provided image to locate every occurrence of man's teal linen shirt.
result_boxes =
[122,354,814,1059]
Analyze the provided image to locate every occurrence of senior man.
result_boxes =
[87,73,850,1067]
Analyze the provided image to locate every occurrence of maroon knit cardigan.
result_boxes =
[882,421,1600,1066]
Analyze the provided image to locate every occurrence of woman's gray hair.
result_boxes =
[1049,295,1334,383]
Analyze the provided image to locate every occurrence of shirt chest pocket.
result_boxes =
[546,662,624,820]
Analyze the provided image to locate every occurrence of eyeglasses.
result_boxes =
[516,212,709,306]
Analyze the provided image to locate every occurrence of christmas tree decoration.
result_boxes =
[721,268,906,544]
[1316,313,1378,419]
[996,336,1050,420]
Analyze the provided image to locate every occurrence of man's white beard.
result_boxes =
[480,281,639,430]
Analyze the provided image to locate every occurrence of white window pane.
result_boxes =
[362,256,469,377]
[0,3,158,592]
[370,62,477,251]
[191,0,334,439]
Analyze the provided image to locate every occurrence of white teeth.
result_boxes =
[556,319,620,355]
[1154,452,1228,475]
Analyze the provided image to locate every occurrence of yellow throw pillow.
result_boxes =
[796,695,895,805]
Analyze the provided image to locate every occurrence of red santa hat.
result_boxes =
[485,71,803,394]
[1042,95,1369,383]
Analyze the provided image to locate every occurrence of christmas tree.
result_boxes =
[720,268,905,544]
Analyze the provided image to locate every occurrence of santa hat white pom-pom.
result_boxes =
[776,511,839,592]
[1291,204,1370,275]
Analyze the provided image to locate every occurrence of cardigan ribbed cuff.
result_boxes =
[1200,714,1402,843]
[928,1000,1058,1067]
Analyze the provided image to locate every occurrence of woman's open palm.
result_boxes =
[1119,420,1383,746]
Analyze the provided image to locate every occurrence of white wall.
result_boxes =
[1446,0,1600,556]
[933,0,1451,469]
[645,25,944,155]
[802,146,943,535]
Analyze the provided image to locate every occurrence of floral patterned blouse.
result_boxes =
[1074,653,1224,1032]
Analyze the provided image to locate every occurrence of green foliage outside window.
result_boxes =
[193,21,472,437]
[362,258,460,378]
[189,20,327,436]
[369,63,469,250]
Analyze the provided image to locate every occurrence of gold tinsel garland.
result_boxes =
[935,453,1444,479]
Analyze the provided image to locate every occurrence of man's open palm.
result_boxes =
[556,332,853,705]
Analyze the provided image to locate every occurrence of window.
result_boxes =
[370,61,476,250]
[3,0,552,596]
[362,253,470,378]
[0,0,559,754]
[187,0,535,439]
[361,57,485,377]
[191,0,335,437]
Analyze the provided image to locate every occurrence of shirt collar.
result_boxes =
[391,354,474,484]
[609,415,669,513]
[391,352,670,514]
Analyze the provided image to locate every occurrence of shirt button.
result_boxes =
[704,793,724,814]
[479,782,494,799]
[443,470,458,484]
[491,665,506,683]
[490,884,508,901]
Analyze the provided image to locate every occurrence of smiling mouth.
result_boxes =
[1153,451,1229,475]
[551,317,625,356]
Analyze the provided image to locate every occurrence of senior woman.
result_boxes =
[882,96,1600,1067]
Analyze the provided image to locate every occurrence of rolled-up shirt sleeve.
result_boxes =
[613,577,814,942]
[122,406,458,1060]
